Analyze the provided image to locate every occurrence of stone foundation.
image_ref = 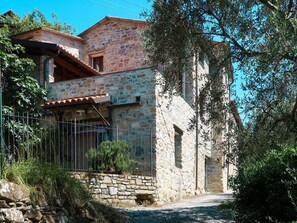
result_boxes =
[73,172,158,205]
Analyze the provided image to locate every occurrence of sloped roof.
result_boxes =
[44,94,110,108]
[11,38,100,77]
[1,10,15,17]
[78,16,147,37]
[0,10,17,27]
[11,26,84,42]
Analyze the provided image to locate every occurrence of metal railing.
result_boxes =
[2,113,154,176]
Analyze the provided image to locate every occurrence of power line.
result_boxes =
[89,0,137,17]
[121,0,148,10]
[99,0,140,13]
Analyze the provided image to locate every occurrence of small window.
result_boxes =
[89,51,104,72]
[199,53,205,68]
[174,125,183,168]
[175,71,185,98]
[92,56,103,71]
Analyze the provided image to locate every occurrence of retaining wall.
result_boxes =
[73,172,158,205]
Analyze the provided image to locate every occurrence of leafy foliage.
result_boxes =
[3,159,90,212]
[1,9,75,35]
[86,140,133,174]
[144,1,297,158]
[231,147,297,222]
[0,9,77,113]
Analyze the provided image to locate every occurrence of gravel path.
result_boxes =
[121,193,235,223]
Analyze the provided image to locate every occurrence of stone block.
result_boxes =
[0,208,24,222]
[109,187,118,195]
[119,185,126,191]
[118,191,131,196]
[135,190,154,194]
[0,180,30,202]
[103,176,112,184]
[100,184,107,189]
[129,180,136,184]
[101,189,109,195]
[135,178,142,185]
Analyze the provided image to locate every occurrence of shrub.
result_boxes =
[232,147,297,222]
[86,140,133,174]
[3,159,90,212]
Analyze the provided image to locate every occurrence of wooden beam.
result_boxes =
[54,56,86,77]
[43,48,90,77]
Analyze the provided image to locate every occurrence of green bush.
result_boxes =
[232,147,297,222]
[3,159,90,212]
[86,140,133,174]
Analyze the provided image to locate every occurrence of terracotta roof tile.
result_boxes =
[44,94,109,108]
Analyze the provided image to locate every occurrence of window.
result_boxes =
[174,125,183,168]
[92,56,103,71]
[199,53,205,68]
[89,52,104,72]
[174,71,186,98]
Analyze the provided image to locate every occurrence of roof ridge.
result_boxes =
[78,16,147,37]
[11,26,84,42]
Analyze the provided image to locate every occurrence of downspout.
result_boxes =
[195,53,199,192]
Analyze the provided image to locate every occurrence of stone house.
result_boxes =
[10,16,238,204]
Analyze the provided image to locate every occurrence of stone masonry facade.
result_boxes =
[79,17,148,73]
[13,16,237,204]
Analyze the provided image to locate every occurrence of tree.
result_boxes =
[2,9,75,35]
[0,9,75,113]
[144,0,297,159]
[0,10,76,165]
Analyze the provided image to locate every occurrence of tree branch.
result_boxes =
[291,94,297,121]
[258,0,278,11]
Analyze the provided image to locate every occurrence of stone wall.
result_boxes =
[80,18,148,73]
[0,180,71,223]
[154,73,197,203]
[47,68,156,133]
[73,172,158,205]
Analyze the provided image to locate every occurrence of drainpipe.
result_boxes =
[195,53,199,192]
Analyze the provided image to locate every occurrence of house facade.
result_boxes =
[11,16,237,203]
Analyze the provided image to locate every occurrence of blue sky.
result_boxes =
[0,0,245,118]
[0,0,152,34]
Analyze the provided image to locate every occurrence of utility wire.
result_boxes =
[121,0,148,9]
[89,0,137,17]
[99,0,140,13]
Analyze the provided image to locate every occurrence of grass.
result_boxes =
[3,159,90,211]
[2,159,128,222]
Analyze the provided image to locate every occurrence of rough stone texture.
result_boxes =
[14,28,84,59]
[0,180,30,202]
[80,18,148,73]
[47,68,156,132]
[0,208,24,222]
[35,17,234,203]
[73,172,158,205]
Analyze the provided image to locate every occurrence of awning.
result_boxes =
[43,94,111,109]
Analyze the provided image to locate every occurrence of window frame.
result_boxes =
[174,125,183,168]
[89,51,104,72]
